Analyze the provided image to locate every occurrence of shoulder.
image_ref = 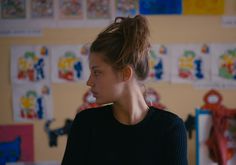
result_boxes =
[73,104,112,123]
[149,107,184,129]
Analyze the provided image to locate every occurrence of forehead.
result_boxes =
[89,52,110,69]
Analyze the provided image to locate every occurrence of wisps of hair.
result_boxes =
[90,15,150,80]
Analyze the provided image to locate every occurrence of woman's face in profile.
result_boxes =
[87,53,124,105]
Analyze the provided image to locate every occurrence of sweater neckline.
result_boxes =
[107,104,153,128]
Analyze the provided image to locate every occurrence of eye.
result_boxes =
[93,70,101,77]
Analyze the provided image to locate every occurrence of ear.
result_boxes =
[122,65,133,81]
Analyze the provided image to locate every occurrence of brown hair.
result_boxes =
[90,15,150,81]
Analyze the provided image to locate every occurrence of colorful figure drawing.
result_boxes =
[17,46,48,82]
[116,0,138,17]
[178,50,204,80]
[58,51,82,81]
[219,49,236,80]
[20,90,44,119]
[0,137,21,165]
[1,0,26,19]
[201,89,236,165]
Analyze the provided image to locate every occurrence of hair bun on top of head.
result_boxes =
[115,15,150,60]
[90,15,150,81]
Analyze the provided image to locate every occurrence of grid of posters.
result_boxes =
[11,45,53,122]
[10,43,236,121]
[0,0,226,29]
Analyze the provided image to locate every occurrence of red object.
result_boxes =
[27,69,34,81]
[179,70,191,79]
[78,90,99,112]
[201,89,236,165]
[18,71,26,79]
[144,88,166,110]
[59,71,74,81]
[0,125,34,162]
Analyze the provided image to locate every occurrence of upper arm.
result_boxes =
[61,112,90,165]
[163,118,188,165]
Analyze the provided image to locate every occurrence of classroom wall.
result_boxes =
[1,4,236,165]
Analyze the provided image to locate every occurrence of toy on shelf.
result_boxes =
[143,87,166,110]
[201,89,236,165]
[44,119,72,147]
[77,89,99,112]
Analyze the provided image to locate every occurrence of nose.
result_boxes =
[86,74,94,87]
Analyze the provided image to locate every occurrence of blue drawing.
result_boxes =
[0,137,21,165]
[234,60,236,80]
[34,58,45,81]
[194,58,204,79]
[36,97,44,119]
[154,58,163,79]
[74,61,82,79]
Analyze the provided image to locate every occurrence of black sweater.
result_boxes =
[62,105,188,165]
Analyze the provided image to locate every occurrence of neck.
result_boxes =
[112,83,149,125]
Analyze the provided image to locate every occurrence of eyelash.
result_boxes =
[93,70,101,77]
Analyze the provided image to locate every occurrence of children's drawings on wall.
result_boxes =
[115,0,138,17]
[59,0,84,19]
[1,0,26,19]
[31,0,54,19]
[86,0,111,19]
[171,44,211,83]
[11,45,50,84]
[0,124,34,165]
[12,83,53,122]
[10,43,236,89]
[211,44,236,85]
[0,0,231,30]
[51,45,89,83]
[148,44,170,82]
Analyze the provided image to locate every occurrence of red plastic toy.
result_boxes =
[201,89,236,165]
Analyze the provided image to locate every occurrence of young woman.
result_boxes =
[62,15,188,165]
